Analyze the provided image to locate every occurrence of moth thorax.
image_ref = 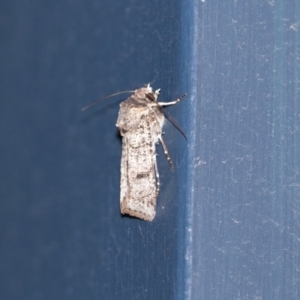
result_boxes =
[145,93,157,102]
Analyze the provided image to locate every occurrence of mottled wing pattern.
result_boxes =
[117,98,161,221]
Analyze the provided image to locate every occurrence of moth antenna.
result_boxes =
[82,90,135,111]
[162,108,187,140]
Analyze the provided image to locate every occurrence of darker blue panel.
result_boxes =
[0,1,185,300]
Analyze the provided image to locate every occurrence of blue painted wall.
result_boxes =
[1,0,299,299]
[184,1,300,299]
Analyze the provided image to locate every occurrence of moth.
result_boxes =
[82,84,187,221]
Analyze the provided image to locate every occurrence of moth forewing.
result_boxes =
[116,88,162,221]
[116,85,186,221]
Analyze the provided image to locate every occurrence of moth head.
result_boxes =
[134,84,160,102]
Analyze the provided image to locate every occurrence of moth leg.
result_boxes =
[154,154,160,196]
[158,93,187,107]
[159,135,174,169]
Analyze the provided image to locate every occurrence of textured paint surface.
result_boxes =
[0,1,183,299]
[181,1,300,299]
[1,0,300,299]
